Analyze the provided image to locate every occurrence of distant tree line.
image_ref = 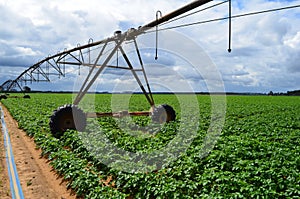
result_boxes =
[268,90,300,96]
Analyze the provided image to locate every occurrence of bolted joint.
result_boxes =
[114,30,123,39]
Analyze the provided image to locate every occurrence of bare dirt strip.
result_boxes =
[0,104,77,199]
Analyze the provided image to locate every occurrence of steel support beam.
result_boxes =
[1,0,213,94]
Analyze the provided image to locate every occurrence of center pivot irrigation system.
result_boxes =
[49,0,217,138]
[1,0,300,138]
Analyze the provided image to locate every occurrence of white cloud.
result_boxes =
[15,46,41,56]
[284,31,300,49]
[0,0,300,93]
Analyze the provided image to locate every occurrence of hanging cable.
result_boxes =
[155,10,162,60]
[228,0,232,53]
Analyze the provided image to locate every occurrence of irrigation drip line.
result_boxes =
[228,0,232,53]
[148,4,300,33]
[0,106,24,199]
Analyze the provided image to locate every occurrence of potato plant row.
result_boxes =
[1,93,300,198]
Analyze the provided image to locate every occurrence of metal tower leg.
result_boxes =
[73,36,126,105]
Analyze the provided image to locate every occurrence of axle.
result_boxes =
[86,111,151,118]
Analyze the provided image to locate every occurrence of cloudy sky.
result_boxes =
[0,0,299,93]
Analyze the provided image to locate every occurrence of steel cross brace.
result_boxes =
[73,31,155,107]
[1,0,212,93]
[72,0,214,107]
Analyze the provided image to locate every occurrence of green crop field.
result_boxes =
[1,93,300,198]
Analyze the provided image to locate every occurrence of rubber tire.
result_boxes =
[151,104,176,124]
[0,95,7,100]
[49,104,86,138]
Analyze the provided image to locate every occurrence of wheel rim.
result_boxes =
[49,104,86,138]
[152,104,176,124]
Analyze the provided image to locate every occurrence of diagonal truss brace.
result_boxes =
[1,0,212,95]
[72,32,155,107]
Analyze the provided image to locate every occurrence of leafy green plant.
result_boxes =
[2,94,300,198]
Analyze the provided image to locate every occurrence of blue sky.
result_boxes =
[0,0,300,93]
